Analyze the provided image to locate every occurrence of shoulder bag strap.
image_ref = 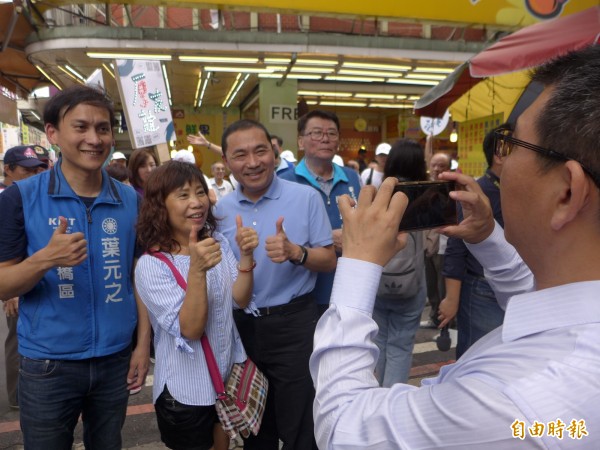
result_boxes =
[366,167,374,185]
[147,251,226,395]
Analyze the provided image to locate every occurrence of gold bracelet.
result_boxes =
[238,260,256,272]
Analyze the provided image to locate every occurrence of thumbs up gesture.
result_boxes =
[235,215,258,257]
[265,217,301,264]
[44,216,88,267]
[189,225,222,273]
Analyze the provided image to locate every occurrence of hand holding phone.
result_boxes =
[393,180,457,231]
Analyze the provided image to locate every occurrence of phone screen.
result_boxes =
[393,180,457,231]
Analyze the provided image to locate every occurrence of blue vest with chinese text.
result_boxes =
[15,160,138,359]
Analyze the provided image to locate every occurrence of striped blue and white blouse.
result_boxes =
[135,232,246,405]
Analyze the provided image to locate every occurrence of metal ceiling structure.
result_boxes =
[2,1,521,127]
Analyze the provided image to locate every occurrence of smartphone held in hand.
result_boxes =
[393,180,457,231]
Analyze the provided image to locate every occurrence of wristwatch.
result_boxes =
[290,245,308,266]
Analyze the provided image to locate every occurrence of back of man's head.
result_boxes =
[483,124,510,169]
[530,45,600,187]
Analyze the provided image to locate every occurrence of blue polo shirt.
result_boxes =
[215,176,333,308]
[280,159,361,305]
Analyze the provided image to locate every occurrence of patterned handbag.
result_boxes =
[149,251,268,439]
[201,337,269,439]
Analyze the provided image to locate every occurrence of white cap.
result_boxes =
[280,150,297,163]
[375,143,391,156]
[332,155,344,167]
[111,151,126,160]
[172,150,196,164]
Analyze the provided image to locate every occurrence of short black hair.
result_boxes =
[221,119,272,156]
[384,139,427,182]
[43,85,115,130]
[271,135,283,147]
[297,110,340,134]
[529,45,600,185]
[483,123,510,168]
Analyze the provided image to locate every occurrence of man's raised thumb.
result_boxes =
[275,216,285,234]
[236,215,243,230]
[54,216,68,235]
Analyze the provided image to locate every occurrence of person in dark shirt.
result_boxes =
[438,124,508,358]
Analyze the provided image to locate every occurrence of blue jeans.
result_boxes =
[19,347,131,450]
[456,273,505,359]
[372,283,426,387]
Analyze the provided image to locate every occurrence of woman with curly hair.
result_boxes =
[134,160,258,450]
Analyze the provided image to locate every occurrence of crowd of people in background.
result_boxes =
[0,45,599,450]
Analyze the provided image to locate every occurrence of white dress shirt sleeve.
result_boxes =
[310,257,545,450]
[465,221,535,310]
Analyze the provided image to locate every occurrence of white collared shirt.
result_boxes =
[311,225,600,449]
[209,177,234,201]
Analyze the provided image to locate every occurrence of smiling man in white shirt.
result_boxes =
[310,45,600,449]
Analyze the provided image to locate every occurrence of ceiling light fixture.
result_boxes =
[325,76,385,83]
[64,64,87,82]
[87,52,172,61]
[264,57,291,64]
[342,62,411,71]
[387,78,438,86]
[204,66,274,73]
[369,103,414,109]
[298,90,352,97]
[161,63,172,106]
[319,101,367,107]
[179,56,258,64]
[404,73,447,80]
[193,70,203,107]
[257,74,283,79]
[30,110,41,120]
[413,67,455,73]
[285,74,323,80]
[58,66,84,84]
[222,73,241,108]
[354,93,395,99]
[102,63,116,79]
[225,73,250,108]
[289,67,334,73]
[296,59,338,66]
[197,72,211,108]
[35,65,62,90]
[338,69,403,78]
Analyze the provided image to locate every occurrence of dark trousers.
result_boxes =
[234,296,318,450]
[19,347,131,450]
[425,254,445,325]
[456,273,505,359]
[5,314,19,406]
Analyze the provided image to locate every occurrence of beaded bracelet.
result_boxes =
[238,260,256,272]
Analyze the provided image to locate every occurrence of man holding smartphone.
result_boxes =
[311,45,600,448]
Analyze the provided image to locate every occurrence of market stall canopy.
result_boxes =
[448,70,530,123]
[415,6,600,118]
[0,2,42,94]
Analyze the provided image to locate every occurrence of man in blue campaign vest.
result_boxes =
[0,85,150,449]
[280,110,361,315]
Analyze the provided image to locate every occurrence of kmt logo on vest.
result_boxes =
[49,217,76,227]
[102,218,118,234]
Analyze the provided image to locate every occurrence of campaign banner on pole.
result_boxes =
[114,59,175,149]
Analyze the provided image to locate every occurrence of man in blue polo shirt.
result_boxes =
[215,119,336,450]
[280,109,361,315]
[0,85,150,449]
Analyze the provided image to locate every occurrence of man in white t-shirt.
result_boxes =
[360,143,390,188]
[209,161,234,201]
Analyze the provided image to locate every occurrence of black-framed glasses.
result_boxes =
[303,130,339,141]
[494,129,600,187]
